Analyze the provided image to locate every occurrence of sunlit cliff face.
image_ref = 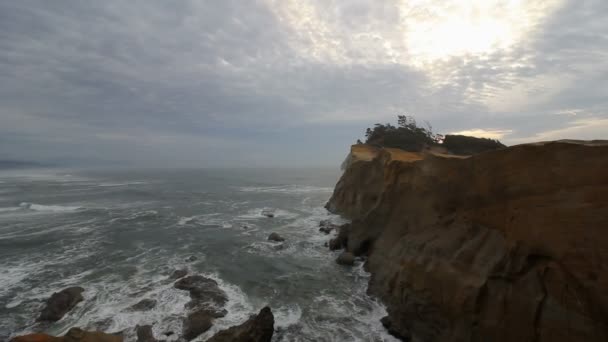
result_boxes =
[265,0,564,68]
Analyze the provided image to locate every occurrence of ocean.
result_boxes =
[0,167,397,341]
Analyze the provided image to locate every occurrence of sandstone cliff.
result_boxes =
[327,141,608,342]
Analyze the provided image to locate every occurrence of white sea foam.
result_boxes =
[237,185,333,194]
[236,208,299,220]
[19,202,82,212]
[98,181,147,187]
[274,304,303,329]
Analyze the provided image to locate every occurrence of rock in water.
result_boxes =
[261,209,275,218]
[174,275,228,309]
[11,328,122,342]
[336,252,355,266]
[318,220,339,234]
[328,223,350,250]
[325,142,608,342]
[135,325,157,342]
[206,306,274,342]
[169,269,188,279]
[185,256,197,262]
[182,309,214,341]
[38,287,84,322]
[129,298,157,311]
[267,233,285,242]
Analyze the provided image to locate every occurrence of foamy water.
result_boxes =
[0,168,397,341]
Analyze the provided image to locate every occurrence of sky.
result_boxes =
[0,0,607,167]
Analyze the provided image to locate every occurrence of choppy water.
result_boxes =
[0,168,397,342]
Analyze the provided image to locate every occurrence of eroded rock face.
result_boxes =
[326,142,608,342]
[206,307,274,342]
[38,287,84,322]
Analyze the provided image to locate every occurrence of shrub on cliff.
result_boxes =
[361,115,506,155]
[442,134,506,155]
[364,115,440,152]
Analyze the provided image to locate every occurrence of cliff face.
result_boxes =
[327,142,608,342]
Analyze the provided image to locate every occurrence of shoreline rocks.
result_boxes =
[38,287,84,322]
[135,325,158,342]
[335,252,355,266]
[206,306,274,342]
[11,328,122,342]
[174,275,228,310]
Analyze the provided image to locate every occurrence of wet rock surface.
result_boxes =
[128,299,157,312]
[135,325,158,342]
[174,275,228,306]
[206,306,274,342]
[12,328,123,342]
[267,232,284,242]
[169,269,188,279]
[38,287,84,322]
[335,252,355,266]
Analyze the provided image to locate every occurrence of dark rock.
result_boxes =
[336,252,355,266]
[185,256,198,262]
[136,325,158,342]
[163,331,174,337]
[267,233,285,242]
[328,223,350,250]
[174,275,228,309]
[261,209,275,218]
[319,220,339,234]
[169,269,188,279]
[182,309,214,341]
[381,316,411,341]
[11,328,122,342]
[206,306,274,342]
[37,286,84,322]
[129,299,157,311]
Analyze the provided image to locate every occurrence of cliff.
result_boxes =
[326,141,608,342]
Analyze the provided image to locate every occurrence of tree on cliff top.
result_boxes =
[364,115,441,152]
[362,115,505,154]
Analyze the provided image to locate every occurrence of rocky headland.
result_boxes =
[326,141,608,341]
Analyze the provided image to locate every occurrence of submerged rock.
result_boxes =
[267,233,285,242]
[38,287,84,322]
[169,269,188,279]
[185,256,198,262]
[336,252,355,266]
[206,306,274,342]
[135,325,158,342]
[12,328,122,342]
[129,298,157,312]
[261,209,275,218]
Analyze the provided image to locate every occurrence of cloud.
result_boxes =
[0,0,606,166]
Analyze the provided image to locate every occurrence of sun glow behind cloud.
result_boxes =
[266,0,564,69]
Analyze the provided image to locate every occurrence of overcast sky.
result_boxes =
[1,0,607,167]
